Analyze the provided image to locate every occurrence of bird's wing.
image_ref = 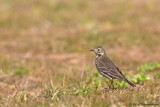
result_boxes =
[98,56,126,80]
[116,67,123,75]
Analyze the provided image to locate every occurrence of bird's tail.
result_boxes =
[124,79,136,87]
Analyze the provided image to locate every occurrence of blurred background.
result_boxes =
[0,0,160,106]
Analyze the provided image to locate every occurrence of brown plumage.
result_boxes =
[90,46,135,87]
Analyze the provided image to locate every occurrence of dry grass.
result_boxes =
[0,0,160,106]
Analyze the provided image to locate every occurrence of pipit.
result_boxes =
[90,46,135,87]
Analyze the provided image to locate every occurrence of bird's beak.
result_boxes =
[90,49,94,51]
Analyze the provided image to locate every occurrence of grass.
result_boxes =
[0,0,160,106]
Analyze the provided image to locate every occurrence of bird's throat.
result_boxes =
[96,54,102,58]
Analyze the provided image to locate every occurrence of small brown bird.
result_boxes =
[90,46,135,87]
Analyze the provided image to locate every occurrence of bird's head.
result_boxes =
[90,46,106,57]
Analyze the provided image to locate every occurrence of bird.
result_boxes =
[90,46,136,87]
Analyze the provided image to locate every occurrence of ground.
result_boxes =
[0,0,160,106]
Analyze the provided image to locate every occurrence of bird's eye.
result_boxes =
[97,48,100,52]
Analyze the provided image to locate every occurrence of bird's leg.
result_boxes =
[106,80,111,89]
[106,80,110,89]
[110,79,114,89]
[107,79,114,89]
